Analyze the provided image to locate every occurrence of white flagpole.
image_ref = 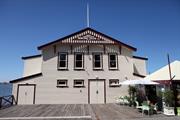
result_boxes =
[87,3,90,27]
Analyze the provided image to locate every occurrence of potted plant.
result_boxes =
[163,89,175,116]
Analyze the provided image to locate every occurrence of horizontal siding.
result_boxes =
[12,44,146,104]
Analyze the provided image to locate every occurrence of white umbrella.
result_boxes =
[119,79,159,85]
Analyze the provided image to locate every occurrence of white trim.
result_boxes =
[93,53,103,69]
[74,53,84,69]
[109,53,118,70]
[58,53,68,70]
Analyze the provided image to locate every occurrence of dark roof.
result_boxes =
[10,73,42,83]
[133,73,146,78]
[22,54,42,60]
[38,27,137,51]
[133,56,148,60]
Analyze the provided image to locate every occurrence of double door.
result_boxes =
[89,79,105,104]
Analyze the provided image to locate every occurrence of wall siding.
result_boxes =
[12,44,146,104]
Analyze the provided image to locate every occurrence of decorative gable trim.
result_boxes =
[38,28,137,51]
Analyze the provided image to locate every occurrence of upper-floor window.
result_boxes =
[58,52,68,70]
[109,53,118,70]
[74,53,84,69]
[93,53,103,70]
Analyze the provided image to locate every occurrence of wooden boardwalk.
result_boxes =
[0,104,172,120]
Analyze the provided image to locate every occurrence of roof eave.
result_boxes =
[10,73,42,83]
[22,54,42,60]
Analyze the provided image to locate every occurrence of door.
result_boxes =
[89,80,105,104]
[17,84,35,104]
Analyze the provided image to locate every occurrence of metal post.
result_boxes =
[0,97,2,109]
[167,54,177,115]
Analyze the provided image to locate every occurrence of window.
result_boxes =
[93,53,103,69]
[109,53,118,70]
[74,80,84,87]
[57,80,68,87]
[109,79,120,87]
[74,53,84,69]
[58,53,68,70]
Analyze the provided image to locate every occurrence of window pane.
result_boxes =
[58,81,66,84]
[95,55,100,60]
[110,55,116,60]
[110,61,116,67]
[76,61,82,67]
[75,81,83,85]
[95,61,101,67]
[60,54,66,60]
[60,61,66,67]
[76,54,82,60]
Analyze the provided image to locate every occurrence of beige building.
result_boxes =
[145,60,180,81]
[10,28,147,104]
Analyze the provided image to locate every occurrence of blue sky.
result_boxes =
[0,0,180,82]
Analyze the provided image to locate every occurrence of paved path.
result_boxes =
[0,104,180,120]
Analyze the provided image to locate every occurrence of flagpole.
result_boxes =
[87,3,90,27]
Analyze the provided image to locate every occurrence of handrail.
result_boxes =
[0,95,16,109]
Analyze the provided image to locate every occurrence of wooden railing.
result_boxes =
[0,95,16,109]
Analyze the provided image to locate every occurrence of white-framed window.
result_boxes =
[109,53,118,70]
[74,80,84,87]
[109,79,120,87]
[74,53,84,69]
[93,53,103,70]
[57,80,68,87]
[58,52,68,70]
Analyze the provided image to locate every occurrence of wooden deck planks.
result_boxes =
[0,104,166,120]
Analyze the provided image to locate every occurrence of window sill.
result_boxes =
[56,86,69,88]
[73,86,85,88]
[109,85,121,87]
[109,68,119,71]
[74,69,85,71]
[57,69,69,71]
[93,69,104,71]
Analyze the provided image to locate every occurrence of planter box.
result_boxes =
[163,107,175,116]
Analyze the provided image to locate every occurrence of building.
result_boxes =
[10,28,147,104]
[145,60,180,107]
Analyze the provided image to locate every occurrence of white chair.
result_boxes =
[135,101,143,110]
[142,105,151,116]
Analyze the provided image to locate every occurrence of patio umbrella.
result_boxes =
[119,79,159,85]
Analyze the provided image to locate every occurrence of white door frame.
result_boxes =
[88,79,106,104]
[17,84,36,104]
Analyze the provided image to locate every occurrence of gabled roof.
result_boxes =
[145,60,180,80]
[22,54,42,60]
[10,73,42,83]
[37,27,137,51]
